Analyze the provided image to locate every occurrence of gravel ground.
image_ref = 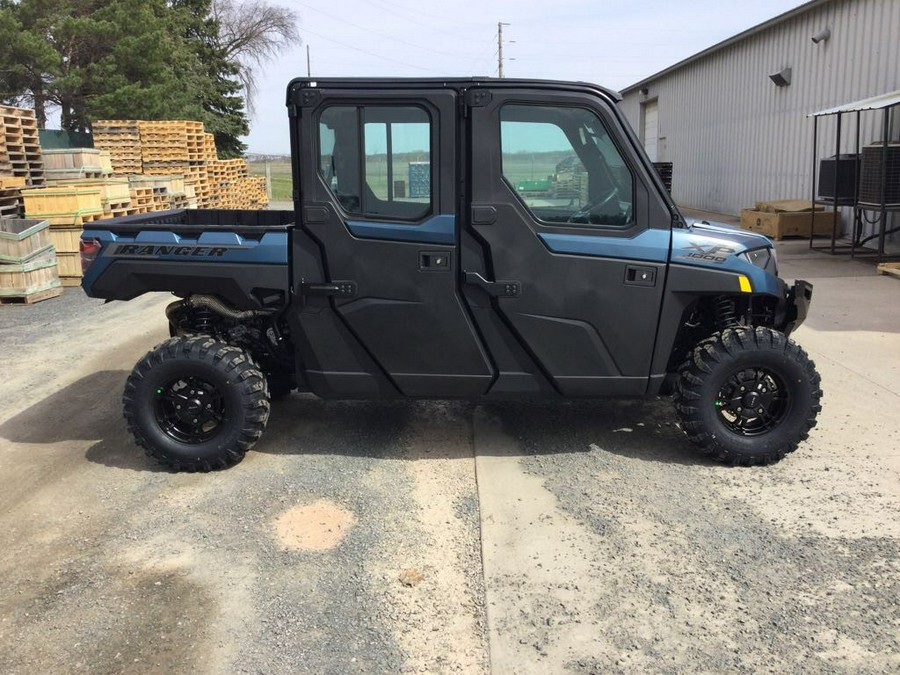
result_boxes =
[0,290,487,674]
[483,399,900,674]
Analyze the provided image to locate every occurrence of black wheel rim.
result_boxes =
[715,367,790,436]
[154,375,227,444]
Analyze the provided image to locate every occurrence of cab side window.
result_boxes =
[500,104,634,227]
[318,105,433,221]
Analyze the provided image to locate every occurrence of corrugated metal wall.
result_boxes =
[620,0,900,233]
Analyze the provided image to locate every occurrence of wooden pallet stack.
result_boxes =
[211,158,248,209]
[0,218,62,304]
[0,105,45,187]
[242,176,270,209]
[0,176,27,219]
[129,186,154,213]
[186,131,219,207]
[138,120,191,175]
[92,120,142,174]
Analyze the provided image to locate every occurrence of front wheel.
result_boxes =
[123,337,270,471]
[674,327,822,465]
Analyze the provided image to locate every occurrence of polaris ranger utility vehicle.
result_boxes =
[81,78,821,472]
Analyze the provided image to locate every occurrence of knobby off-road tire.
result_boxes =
[123,336,270,472]
[674,326,822,465]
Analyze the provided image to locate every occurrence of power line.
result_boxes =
[294,1,470,59]
[365,0,489,30]
[298,27,446,74]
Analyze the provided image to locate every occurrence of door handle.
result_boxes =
[301,280,357,298]
[464,271,521,298]
[624,265,657,287]
[419,251,450,270]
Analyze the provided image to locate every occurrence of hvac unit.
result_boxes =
[652,162,673,193]
[817,154,859,204]
[858,143,900,206]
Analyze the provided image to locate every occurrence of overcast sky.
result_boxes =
[245,0,808,154]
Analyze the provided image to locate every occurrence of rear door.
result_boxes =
[291,85,493,397]
[464,87,672,396]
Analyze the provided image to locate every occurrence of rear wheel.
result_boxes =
[123,336,270,471]
[674,327,822,465]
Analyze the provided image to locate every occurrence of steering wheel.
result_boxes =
[567,186,619,223]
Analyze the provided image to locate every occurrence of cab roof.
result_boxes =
[285,77,622,107]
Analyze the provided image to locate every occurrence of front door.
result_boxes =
[464,88,672,396]
[291,85,493,397]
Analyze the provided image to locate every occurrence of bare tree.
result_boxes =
[211,0,301,114]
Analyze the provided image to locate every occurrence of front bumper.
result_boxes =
[779,280,813,338]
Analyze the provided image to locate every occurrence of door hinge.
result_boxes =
[464,271,520,298]
[465,89,492,108]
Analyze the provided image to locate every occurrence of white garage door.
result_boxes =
[643,101,658,162]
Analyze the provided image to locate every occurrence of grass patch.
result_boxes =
[248,161,292,201]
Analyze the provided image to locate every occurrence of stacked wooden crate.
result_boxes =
[21,187,104,286]
[92,120,142,174]
[43,148,137,218]
[0,218,62,304]
[43,148,106,180]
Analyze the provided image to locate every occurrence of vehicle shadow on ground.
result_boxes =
[0,372,713,472]
[0,370,167,473]
[260,395,713,467]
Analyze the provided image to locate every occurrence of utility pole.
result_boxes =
[306,45,311,77]
[497,22,509,78]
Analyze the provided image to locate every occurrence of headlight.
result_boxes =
[740,247,775,273]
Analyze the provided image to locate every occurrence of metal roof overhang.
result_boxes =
[809,89,900,117]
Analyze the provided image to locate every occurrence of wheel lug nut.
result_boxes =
[176,405,181,410]
[758,408,764,414]
[737,407,742,412]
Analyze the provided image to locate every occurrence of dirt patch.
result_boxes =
[362,401,489,674]
[273,499,356,551]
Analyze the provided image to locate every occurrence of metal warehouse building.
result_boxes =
[620,0,899,239]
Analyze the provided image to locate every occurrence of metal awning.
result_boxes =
[809,89,900,117]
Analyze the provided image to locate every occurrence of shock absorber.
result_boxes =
[714,296,738,329]
[191,307,217,334]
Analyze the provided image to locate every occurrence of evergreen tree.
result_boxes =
[171,0,249,157]
[0,0,251,155]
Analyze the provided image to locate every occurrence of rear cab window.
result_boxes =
[318,105,433,221]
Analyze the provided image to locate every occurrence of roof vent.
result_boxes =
[769,67,792,87]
